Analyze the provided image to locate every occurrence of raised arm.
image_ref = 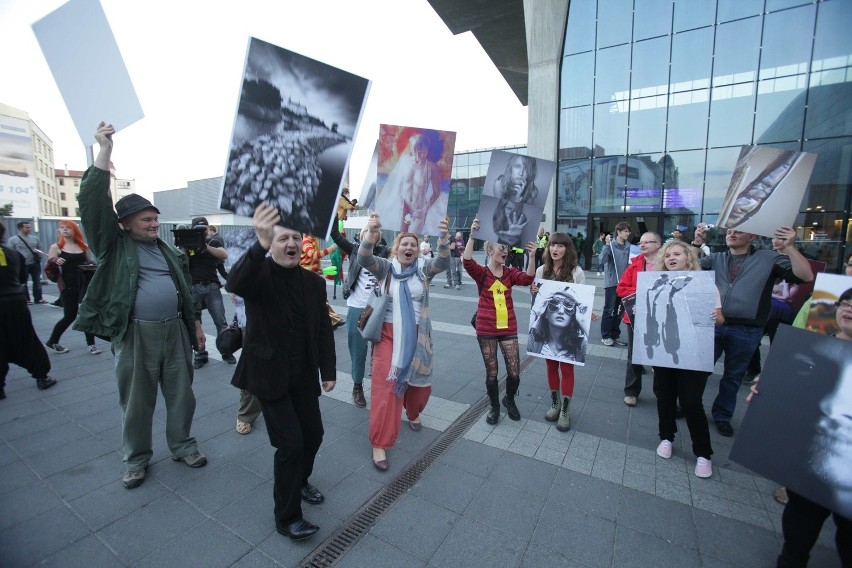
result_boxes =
[427,217,451,276]
[774,226,814,283]
[329,214,355,256]
[78,122,120,258]
[357,213,384,276]
[463,217,479,260]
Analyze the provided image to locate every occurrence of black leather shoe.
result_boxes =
[36,377,57,390]
[193,359,206,370]
[715,420,734,437]
[301,483,324,504]
[277,518,319,541]
[502,395,521,421]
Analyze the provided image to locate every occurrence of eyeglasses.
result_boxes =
[836,300,852,309]
[493,244,508,252]
[547,299,577,313]
[639,240,658,245]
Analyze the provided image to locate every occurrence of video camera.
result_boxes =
[171,224,208,252]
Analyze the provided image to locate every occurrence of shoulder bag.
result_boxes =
[357,272,391,343]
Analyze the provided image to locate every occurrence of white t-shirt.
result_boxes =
[347,268,379,309]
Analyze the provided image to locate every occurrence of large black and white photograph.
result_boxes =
[730,326,852,519]
[717,145,817,238]
[472,150,555,248]
[527,281,595,366]
[632,271,716,372]
[219,37,370,238]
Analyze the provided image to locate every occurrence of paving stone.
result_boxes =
[8,422,92,458]
[622,473,656,495]
[693,509,781,566]
[612,524,701,567]
[540,428,573,451]
[465,478,545,541]
[213,481,276,545]
[617,486,699,549]
[563,454,594,475]
[0,479,63,532]
[370,493,458,562]
[519,545,591,568]
[463,428,489,443]
[550,468,621,521]
[45,451,122,501]
[534,446,567,466]
[427,516,526,568]
[482,432,515,450]
[590,461,624,485]
[531,499,615,568]
[136,518,253,568]
[507,438,538,458]
[0,504,90,566]
[34,534,123,568]
[655,479,693,506]
[229,549,280,568]
[178,461,266,515]
[488,452,558,499]
[0,459,41,495]
[336,533,425,568]
[411,462,485,514]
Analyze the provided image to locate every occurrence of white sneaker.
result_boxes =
[601,338,614,346]
[656,440,673,459]
[695,457,713,478]
[89,345,102,355]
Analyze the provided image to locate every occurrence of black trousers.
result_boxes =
[624,324,644,396]
[652,366,712,459]
[259,387,324,527]
[0,297,51,385]
[779,490,851,567]
[48,288,95,346]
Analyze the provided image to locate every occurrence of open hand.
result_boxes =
[252,203,281,250]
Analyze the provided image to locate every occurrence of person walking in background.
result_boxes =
[535,227,547,269]
[444,231,464,289]
[300,234,344,329]
[8,221,47,305]
[464,218,536,425]
[228,293,259,435]
[530,233,598,431]
[0,222,55,399]
[226,204,336,541]
[650,240,723,478]
[616,232,662,407]
[357,214,450,471]
[592,232,605,276]
[599,223,632,346]
[329,214,389,408]
[44,220,101,355]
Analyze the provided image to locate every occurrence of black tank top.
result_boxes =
[59,250,88,290]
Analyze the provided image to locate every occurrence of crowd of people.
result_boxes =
[1,122,849,564]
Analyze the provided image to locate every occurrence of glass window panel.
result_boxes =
[666,89,709,150]
[633,0,672,40]
[754,76,807,143]
[562,52,595,107]
[670,27,713,91]
[801,137,852,212]
[812,1,852,72]
[594,102,629,156]
[805,71,852,139]
[759,6,816,80]
[663,150,706,213]
[624,153,664,212]
[557,158,593,216]
[713,18,761,87]
[674,0,715,32]
[597,0,633,48]
[452,166,469,181]
[631,37,671,96]
[628,96,667,154]
[708,83,756,147]
[704,147,742,214]
[766,0,814,13]
[564,0,596,55]
[595,45,631,102]
[479,152,492,166]
[560,106,594,157]
[455,154,469,167]
[590,156,627,212]
[717,0,763,23]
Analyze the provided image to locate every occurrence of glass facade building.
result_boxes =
[558,0,851,271]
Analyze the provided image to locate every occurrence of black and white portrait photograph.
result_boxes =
[527,281,595,366]
[731,326,852,519]
[472,150,555,248]
[717,145,817,238]
[219,37,371,238]
[632,271,717,372]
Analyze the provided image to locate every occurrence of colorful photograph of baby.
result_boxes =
[371,125,456,234]
[473,150,555,248]
[805,273,852,337]
[527,281,596,366]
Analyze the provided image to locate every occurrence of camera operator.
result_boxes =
[186,217,231,367]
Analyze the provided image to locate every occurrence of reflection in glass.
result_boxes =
[564,0,596,55]
[590,156,627,212]
[708,84,756,147]
[717,0,763,23]
[624,153,664,211]
[674,0,715,32]
[596,0,632,48]
[562,52,595,107]
[664,150,706,214]
[595,45,631,103]
[797,211,844,269]
[628,97,667,154]
[802,137,852,212]
[633,0,672,40]
[667,90,709,151]
[755,77,807,143]
[766,0,813,13]
[671,28,713,90]
[713,18,761,86]
[813,1,852,71]
[759,6,816,80]
[557,158,593,217]
[594,102,628,156]
[704,147,743,213]
[805,76,852,139]
[632,37,671,96]
[559,106,593,157]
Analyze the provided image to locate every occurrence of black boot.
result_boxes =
[485,381,500,425]
[502,377,521,421]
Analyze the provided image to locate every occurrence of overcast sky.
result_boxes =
[0,0,528,200]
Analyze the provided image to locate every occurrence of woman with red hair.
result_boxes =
[45,220,100,354]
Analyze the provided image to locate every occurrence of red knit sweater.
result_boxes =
[464,258,534,336]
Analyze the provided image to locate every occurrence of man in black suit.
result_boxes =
[226,203,336,541]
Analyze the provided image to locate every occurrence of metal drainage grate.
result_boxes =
[298,354,538,567]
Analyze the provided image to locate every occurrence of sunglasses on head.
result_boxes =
[547,298,577,313]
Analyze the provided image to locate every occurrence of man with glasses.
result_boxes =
[697,225,813,437]
[599,223,632,346]
[616,232,662,406]
[8,221,47,304]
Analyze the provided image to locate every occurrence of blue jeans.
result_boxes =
[711,324,764,422]
[192,282,227,358]
[24,262,43,303]
[346,306,368,384]
[601,286,622,340]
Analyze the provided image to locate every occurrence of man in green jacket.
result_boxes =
[74,122,207,489]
